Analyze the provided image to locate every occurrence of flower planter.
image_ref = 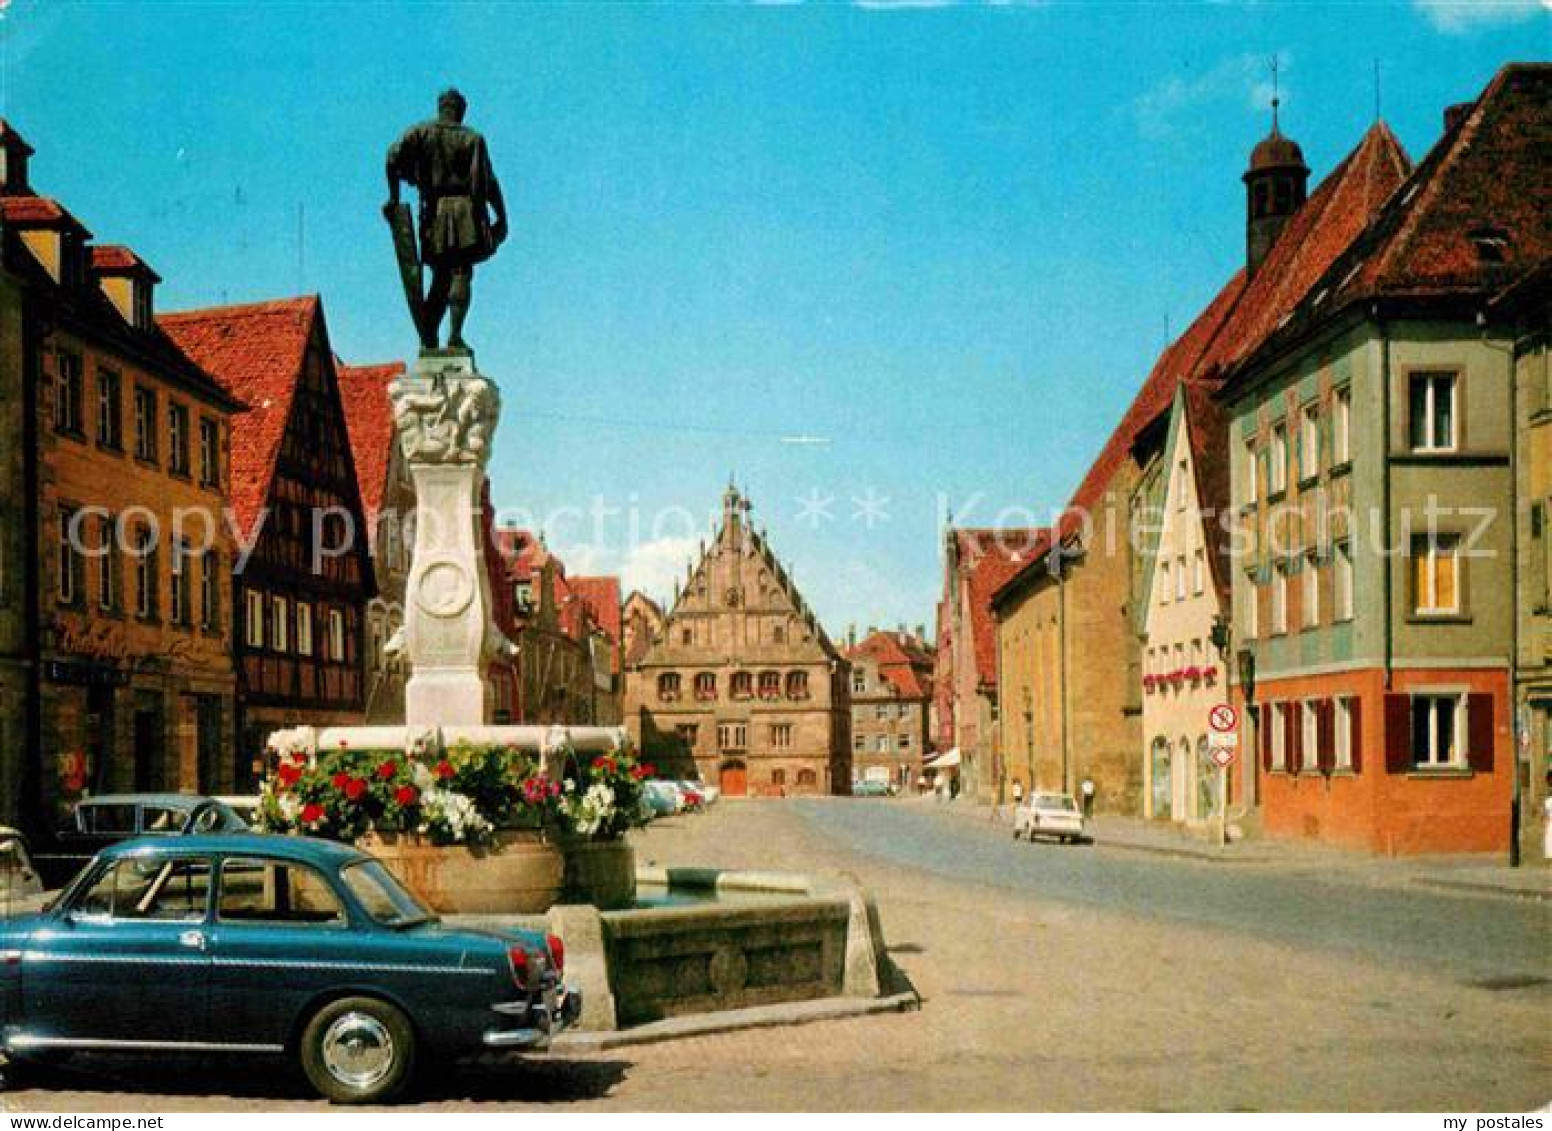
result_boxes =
[358,828,564,915]
[560,837,637,910]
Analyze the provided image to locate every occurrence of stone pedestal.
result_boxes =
[389,351,505,729]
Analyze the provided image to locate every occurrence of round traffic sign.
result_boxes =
[1208,704,1238,733]
[1209,745,1236,768]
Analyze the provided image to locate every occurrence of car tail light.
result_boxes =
[546,933,565,975]
[508,945,531,990]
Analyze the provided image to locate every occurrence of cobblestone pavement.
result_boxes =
[4,799,1548,1112]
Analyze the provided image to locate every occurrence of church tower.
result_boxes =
[1243,93,1309,275]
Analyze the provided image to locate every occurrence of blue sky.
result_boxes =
[2,1,1544,637]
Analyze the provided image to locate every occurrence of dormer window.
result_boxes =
[1468,226,1509,265]
[132,281,152,329]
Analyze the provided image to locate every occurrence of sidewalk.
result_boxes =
[908,794,1552,902]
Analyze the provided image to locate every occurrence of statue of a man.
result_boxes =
[384,88,508,352]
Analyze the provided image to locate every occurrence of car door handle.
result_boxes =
[178,930,206,951]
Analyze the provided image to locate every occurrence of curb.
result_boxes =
[1411,876,1552,904]
[548,991,921,1051]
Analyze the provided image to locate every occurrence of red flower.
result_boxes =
[332,771,351,790]
[642,764,655,778]
[376,760,398,781]
[394,785,418,807]
[277,763,302,788]
[300,803,325,823]
[433,760,455,781]
[345,778,367,801]
[629,765,647,781]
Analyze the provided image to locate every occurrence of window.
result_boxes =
[770,723,793,749]
[198,417,219,487]
[1411,533,1461,615]
[693,672,717,701]
[717,722,747,751]
[730,670,752,700]
[96,513,118,611]
[245,589,265,648]
[1335,697,1354,771]
[270,595,289,652]
[1301,556,1319,629]
[1244,439,1260,504]
[218,858,344,925]
[1410,695,1461,767]
[681,627,692,646]
[1244,573,1258,640]
[76,856,212,921]
[874,735,889,753]
[133,385,158,462]
[200,551,219,630]
[1300,403,1319,481]
[853,733,865,752]
[772,624,786,644]
[785,670,809,699]
[1333,388,1351,465]
[327,608,345,662]
[899,733,912,749]
[1175,459,1188,511]
[54,352,83,436]
[1174,555,1186,601]
[1329,541,1353,622]
[167,402,190,476]
[852,672,867,694]
[1193,549,1205,596]
[132,281,152,330]
[1271,703,1287,770]
[296,602,313,656]
[339,860,428,927]
[772,768,787,787]
[1269,423,1287,494]
[1408,372,1457,452]
[675,724,699,749]
[758,670,781,699]
[56,507,82,606]
[1160,561,1171,604]
[96,368,122,450]
[133,525,156,620]
[1272,563,1289,635]
[657,672,681,701]
[1301,702,1319,772]
[169,540,190,626]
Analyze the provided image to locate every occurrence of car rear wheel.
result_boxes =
[300,996,416,1105]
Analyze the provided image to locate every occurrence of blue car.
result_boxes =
[0,834,580,1104]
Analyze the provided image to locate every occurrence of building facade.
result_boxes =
[163,297,374,788]
[846,628,934,790]
[623,487,849,796]
[0,123,243,829]
[1219,65,1548,853]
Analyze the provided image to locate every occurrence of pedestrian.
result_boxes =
[990,772,1006,823]
[1080,776,1096,818]
[950,774,961,801]
[935,774,947,804]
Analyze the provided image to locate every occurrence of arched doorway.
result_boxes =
[1195,735,1216,821]
[719,759,748,797]
[1149,737,1171,819]
[1174,737,1192,822]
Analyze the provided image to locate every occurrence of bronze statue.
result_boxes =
[384,89,508,352]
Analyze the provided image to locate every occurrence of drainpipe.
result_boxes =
[1483,312,1520,867]
[1058,553,1071,794]
[1379,312,1394,690]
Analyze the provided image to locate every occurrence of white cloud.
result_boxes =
[1414,0,1545,33]
[554,536,701,605]
[1133,51,1293,141]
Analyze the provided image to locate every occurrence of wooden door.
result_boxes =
[719,761,747,797]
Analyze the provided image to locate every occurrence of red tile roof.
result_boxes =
[954,528,1046,687]
[90,244,160,280]
[336,361,404,525]
[0,194,89,235]
[570,576,622,642]
[846,629,935,701]
[159,296,322,537]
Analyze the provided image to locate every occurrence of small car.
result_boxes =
[0,834,579,1103]
[852,780,892,798]
[1013,792,1086,844]
[0,827,46,916]
[37,793,250,888]
[641,780,683,817]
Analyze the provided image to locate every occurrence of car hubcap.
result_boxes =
[321,1012,394,1090]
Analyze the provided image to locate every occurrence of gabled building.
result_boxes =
[0,122,244,827]
[846,627,934,790]
[623,486,849,796]
[338,360,411,724]
[1217,63,1549,853]
[622,590,665,669]
[162,296,374,786]
[939,527,1044,798]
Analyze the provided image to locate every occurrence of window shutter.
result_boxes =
[1349,697,1363,775]
[1466,693,1495,773]
[1287,706,1302,774]
[1260,706,1273,772]
[1316,700,1335,773]
[1384,694,1412,773]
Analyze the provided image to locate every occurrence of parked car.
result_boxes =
[0,827,46,916]
[852,780,892,798]
[0,834,580,1103]
[673,782,706,811]
[36,793,253,888]
[641,781,683,817]
[1013,792,1086,844]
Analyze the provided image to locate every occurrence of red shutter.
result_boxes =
[1349,697,1363,775]
[1466,693,1495,773]
[1384,694,1412,773]
[1260,705,1273,772]
[1316,700,1335,773]
[1287,705,1302,774]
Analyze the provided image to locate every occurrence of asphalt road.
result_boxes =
[790,798,1551,985]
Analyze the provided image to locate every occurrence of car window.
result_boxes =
[189,804,236,833]
[79,804,136,835]
[73,857,212,920]
[0,838,31,876]
[218,858,345,926]
[340,859,433,926]
[142,806,184,833]
[1035,795,1077,812]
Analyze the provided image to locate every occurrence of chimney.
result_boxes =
[0,120,33,196]
[1443,102,1472,135]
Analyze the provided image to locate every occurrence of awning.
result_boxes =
[924,748,961,768]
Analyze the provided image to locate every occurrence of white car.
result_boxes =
[0,826,47,916]
[1013,793,1086,844]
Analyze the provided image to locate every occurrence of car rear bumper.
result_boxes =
[483,986,582,1050]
